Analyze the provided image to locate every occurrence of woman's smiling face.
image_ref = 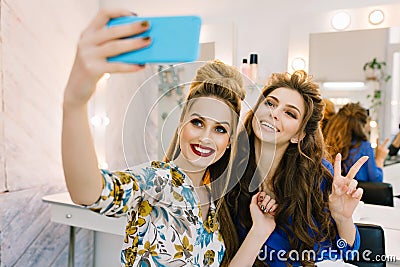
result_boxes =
[176,96,232,173]
[252,87,305,147]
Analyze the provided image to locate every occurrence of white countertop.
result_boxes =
[43,193,400,264]
[383,163,400,196]
[42,192,126,236]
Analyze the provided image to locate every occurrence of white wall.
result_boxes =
[0,0,98,265]
[1,0,98,191]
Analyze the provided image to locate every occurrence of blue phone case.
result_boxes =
[107,16,202,64]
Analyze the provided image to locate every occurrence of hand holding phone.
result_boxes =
[107,15,202,64]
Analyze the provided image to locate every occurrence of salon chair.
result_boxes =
[358,181,394,207]
[346,223,386,267]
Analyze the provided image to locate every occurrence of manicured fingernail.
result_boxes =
[131,12,138,16]
[259,195,264,200]
[260,205,265,211]
[141,20,149,27]
[142,36,151,41]
[138,64,145,67]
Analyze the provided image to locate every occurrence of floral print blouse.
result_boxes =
[88,161,225,267]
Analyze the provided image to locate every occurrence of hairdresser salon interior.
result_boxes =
[1,0,400,266]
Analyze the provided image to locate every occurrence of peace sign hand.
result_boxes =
[375,138,390,167]
[328,153,368,222]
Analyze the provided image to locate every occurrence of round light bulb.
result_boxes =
[369,120,377,128]
[90,115,110,127]
[291,57,306,71]
[331,11,351,30]
[102,116,110,126]
[368,9,384,25]
[90,116,102,127]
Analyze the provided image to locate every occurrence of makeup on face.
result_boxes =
[175,97,233,172]
[252,87,305,145]
[190,144,215,157]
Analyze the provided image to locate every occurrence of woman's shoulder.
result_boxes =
[360,140,372,147]
[127,160,174,171]
[126,161,188,189]
[355,140,374,154]
[123,161,175,178]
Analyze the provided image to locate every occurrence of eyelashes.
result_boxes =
[190,118,202,127]
[265,100,298,119]
[190,118,228,134]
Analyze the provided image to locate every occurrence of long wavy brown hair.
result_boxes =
[227,70,337,266]
[164,60,246,265]
[324,102,368,174]
[321,98,336,135]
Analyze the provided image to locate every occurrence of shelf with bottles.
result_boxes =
[240,53,260,86]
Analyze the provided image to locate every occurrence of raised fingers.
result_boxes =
[381,137,390,148]
[333,153,342,182]
[346,156,369,179]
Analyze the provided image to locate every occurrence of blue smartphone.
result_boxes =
[107,15,202,64]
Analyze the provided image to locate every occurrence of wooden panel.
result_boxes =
[0,186,93,266]
[14,226,93,267]
[1,0,69,190]
[0,0,6,193]
[1,0,98,191]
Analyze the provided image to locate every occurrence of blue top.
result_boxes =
[237,159,360,266]
[343,140,383,182]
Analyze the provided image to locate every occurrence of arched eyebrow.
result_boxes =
[190,113,231,127]
[268,96,302,115]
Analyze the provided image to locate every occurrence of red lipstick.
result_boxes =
[190,144,215,157]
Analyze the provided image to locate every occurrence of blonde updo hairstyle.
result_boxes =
[164,60,245,265]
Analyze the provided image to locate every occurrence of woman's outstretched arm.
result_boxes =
[62,9,150,205]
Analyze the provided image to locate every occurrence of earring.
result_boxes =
[227,145,231,149]
[291,138,298,143]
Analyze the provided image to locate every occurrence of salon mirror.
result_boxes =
[309,27,400,139]
[288,3,400,139]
